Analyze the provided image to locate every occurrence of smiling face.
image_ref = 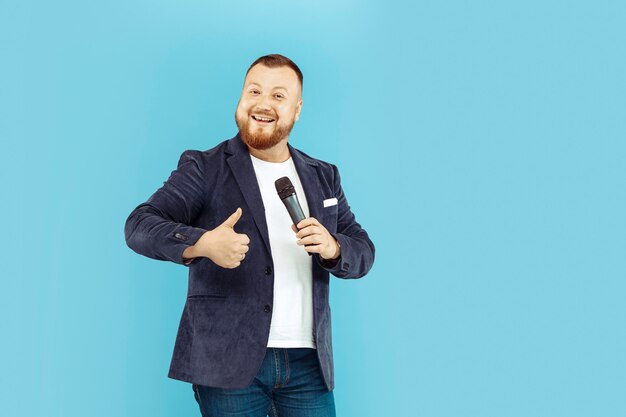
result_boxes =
[235,64,303,150]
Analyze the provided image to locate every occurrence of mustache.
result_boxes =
[251,110,277,118]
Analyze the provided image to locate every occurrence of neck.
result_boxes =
[246,139,291,162]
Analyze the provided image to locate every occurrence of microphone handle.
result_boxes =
[282,194,312,256]
[283,194,306,230]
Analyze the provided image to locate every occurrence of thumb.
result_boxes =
[222,207,242,229]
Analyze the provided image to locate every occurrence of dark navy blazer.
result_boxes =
[124,134,375,390]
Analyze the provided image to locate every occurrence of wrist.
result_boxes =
[323,238,341,260]
[183,244,197,260]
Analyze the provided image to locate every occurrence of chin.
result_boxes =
[236,118,293,151]
[243,132,284,150]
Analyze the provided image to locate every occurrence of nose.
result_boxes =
[254,93,272,110]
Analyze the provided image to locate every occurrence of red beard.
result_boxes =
[235,111,295,150]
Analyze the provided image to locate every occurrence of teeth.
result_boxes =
[253,115,274,122]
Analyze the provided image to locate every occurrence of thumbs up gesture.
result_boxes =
[185,208,250,269]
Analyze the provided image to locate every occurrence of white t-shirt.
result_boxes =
[249,154,316,349]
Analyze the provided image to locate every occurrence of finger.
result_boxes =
[291,224,298,233]
[303,244,322,254]
[222,208,242,228]
[296,225,321,239]
[231,240,248,252]
[241,245,250,254]
[231,248,246,258]
[221,260,241,269]
[238,233,250,245]
[229,251,243,264]
[297,235,323,246]
[296,217,320,230]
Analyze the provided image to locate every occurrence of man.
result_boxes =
[124,54,375,417]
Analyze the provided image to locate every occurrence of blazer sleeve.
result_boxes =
[124,150,209,266]
[316,164,375,279]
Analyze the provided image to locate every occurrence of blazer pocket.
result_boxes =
[187,293,227,300]
[323,204,338,233]
[188,297,225,335]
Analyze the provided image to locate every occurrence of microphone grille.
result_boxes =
[275,176,296,199]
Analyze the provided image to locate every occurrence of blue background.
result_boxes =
[1,1,625,416]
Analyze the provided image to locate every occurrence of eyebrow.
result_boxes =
[248,82,289,92]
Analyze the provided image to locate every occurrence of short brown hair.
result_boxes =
[246,54,303,90]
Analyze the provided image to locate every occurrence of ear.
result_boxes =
[294,98,303,122]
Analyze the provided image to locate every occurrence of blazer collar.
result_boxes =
[225,134,271,256]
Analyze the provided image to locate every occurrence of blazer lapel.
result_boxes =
[289,143,324,222]
[226,136,272,256]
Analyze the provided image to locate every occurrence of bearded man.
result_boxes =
[124,54,375,417]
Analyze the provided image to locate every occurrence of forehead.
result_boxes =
[244,64,301,93]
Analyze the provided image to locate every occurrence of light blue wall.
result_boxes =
[1,1,625,416]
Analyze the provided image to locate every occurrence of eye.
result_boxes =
[274,93,285,99]
[250,89,260,95]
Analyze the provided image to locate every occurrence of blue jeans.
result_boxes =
[192,348,336,417]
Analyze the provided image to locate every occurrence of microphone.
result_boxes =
[275,176,306,230]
